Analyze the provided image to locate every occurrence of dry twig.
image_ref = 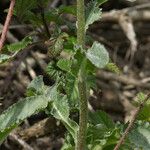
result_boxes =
[9,133,34,150]
[101,3,150,22]
[0,24,18,43]
[18,118,57,140]
[97,71,150,89]
[0,0,15,51]
[114,92,150,150]
[118,14,137,60]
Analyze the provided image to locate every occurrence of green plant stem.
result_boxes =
[76,67,88,150]
[77,0,85,47]
[75,0,88,150]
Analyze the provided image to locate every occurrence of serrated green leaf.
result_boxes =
[0,77,58,143]
[86,42,109,68]
[61,134,74,150]
[0,54,11,64]
[26,76,45,96]
[46,61,62,81]
[47,33,68,58]
[58,5,76,15]
[0,95,47,142]
[51,96,69,120]
[0,36,32,64]
[65,73,79,102]
[61,144,74,150]
[46,62,57,77]
[0,88,53,131]
[64,36,77,53]
[138,105,150,121]
[57,59,72,72]
[129,123,150,150]
[51,95,78,141]
[71,51,84,76]
[87,123,119,149]
[0,124,17,145]
[136,92,145,103]
[85,1,102,31]
[134,92,150,121]
[135,92,150,104]
[86,60,97,89]
[87,124,108,142]
[45,9,62,25]
[89,111,115,129]
[97,0,108,5]
[105,62,121,74]
[14,0,37,21]
[7,36,33,52]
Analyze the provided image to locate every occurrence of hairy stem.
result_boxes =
[76,59,88,150]
[77,0,85,47]
[75,0,88,150]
